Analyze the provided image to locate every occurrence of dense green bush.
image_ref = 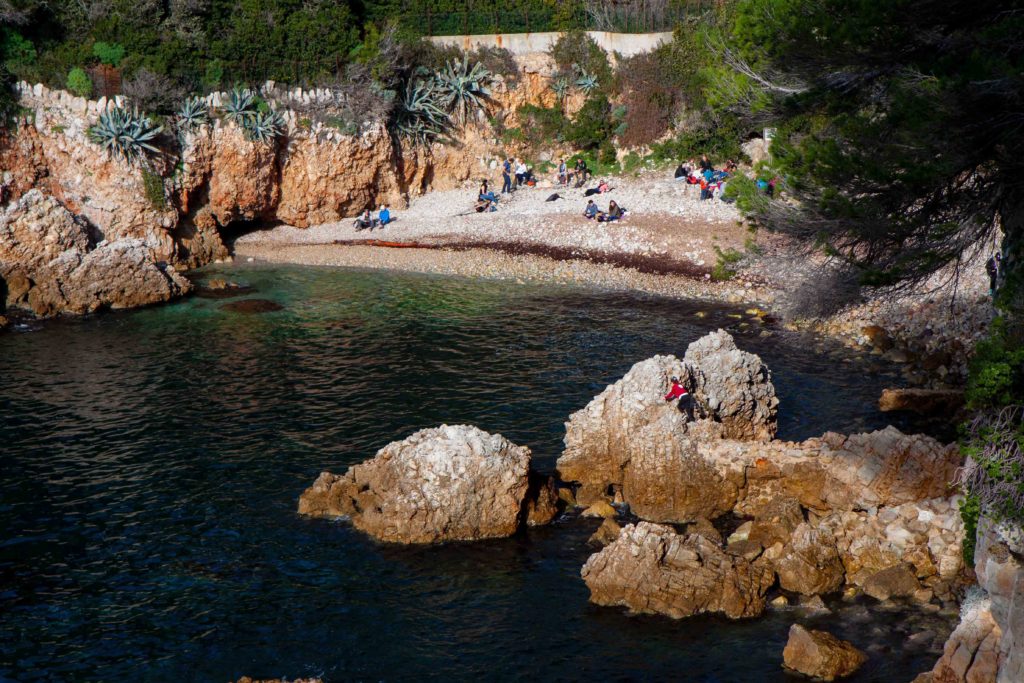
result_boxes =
[966,318,1024,410]
[92,42,125,67]
[65,67,92,97]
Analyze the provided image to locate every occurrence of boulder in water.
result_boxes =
[298,424,540,544]
[783,624,867,681]
[1,191,191,316]
[581,521,775,620]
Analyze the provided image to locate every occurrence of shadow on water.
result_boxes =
[0,264,952,681]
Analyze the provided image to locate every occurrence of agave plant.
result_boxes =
[575,71,599,95]
[223,87,256,123]
[88,106,163,163]
[552,77,571,102]
[243,108,285,143]
[176,96,209,131]
[435,56,492,124]
[395,78,449,143]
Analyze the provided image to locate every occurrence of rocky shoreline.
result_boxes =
[295,329,1020,682]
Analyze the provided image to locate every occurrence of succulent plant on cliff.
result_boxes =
[395,77,449,144]
[435,56,492,125]
[88,106,163,163]
[243,108,285,143]
[575,71,599,95]
[223,87,256,124]
[176,97,209,131]
[552,77,571,102]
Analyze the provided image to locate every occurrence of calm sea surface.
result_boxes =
[0,265,952,681]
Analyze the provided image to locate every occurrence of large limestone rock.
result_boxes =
[1,190,191,316]
[774,523,846,596]
[557,330,777,522]
[298,425,542,544]
[683,329,778,441]
[782,624,867,681]
[581,522,775,620]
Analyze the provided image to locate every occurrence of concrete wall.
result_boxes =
[428,31,672,57]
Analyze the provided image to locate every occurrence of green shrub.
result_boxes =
[141,168,167,210]
[92,42,125,67]
[959,494,980,566]
[202,60,224,90]
[711,246,744,281]
[66,68,93,97]
[966,318,1024,409]
[565,95,613,150]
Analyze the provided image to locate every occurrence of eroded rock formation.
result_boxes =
[558,330,778,520]
[298,424,559,544]
[0,190,190,316]
[581,521,775,619]
[568,331,968,618]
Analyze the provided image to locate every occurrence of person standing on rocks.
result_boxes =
[986,252,1001,296]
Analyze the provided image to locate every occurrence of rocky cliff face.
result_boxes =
[915,519,1023,683]
[298,424,557,544]
[0,57,564,317]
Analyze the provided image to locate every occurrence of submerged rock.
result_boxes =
[298,424,540,544]
[220,299,284,313]
[581,522,775,620]
[782,624,867,681]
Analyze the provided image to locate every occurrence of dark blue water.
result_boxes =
[0,265,950,681]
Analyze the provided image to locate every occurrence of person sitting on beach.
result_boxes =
[515,159,529,187]
[583,199,599,219]
[597,200,625,222]
[674,161,691,180]
[478,180,499,204]
[354,209,375,230]
[378,204,392,226]
[699,153,713,172]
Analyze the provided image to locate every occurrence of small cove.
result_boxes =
[0,264,954,681]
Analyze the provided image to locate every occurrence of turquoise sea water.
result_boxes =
[0,265,951,681]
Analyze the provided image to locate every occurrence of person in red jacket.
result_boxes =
[665,376,694,419]
[664,376,688,401]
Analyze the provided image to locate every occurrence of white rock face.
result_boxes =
[683,329,778,441]
[298,424,539,544]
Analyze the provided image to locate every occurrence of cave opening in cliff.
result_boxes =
[218,218,280,248]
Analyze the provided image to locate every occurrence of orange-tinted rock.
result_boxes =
[783,624,867,681]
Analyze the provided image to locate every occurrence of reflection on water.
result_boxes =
[0,265,948,681]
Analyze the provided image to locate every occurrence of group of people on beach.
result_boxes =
[354,204,393,231]
[583,198,625,222]
[359,149,766,230]
[675,154,738,201]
